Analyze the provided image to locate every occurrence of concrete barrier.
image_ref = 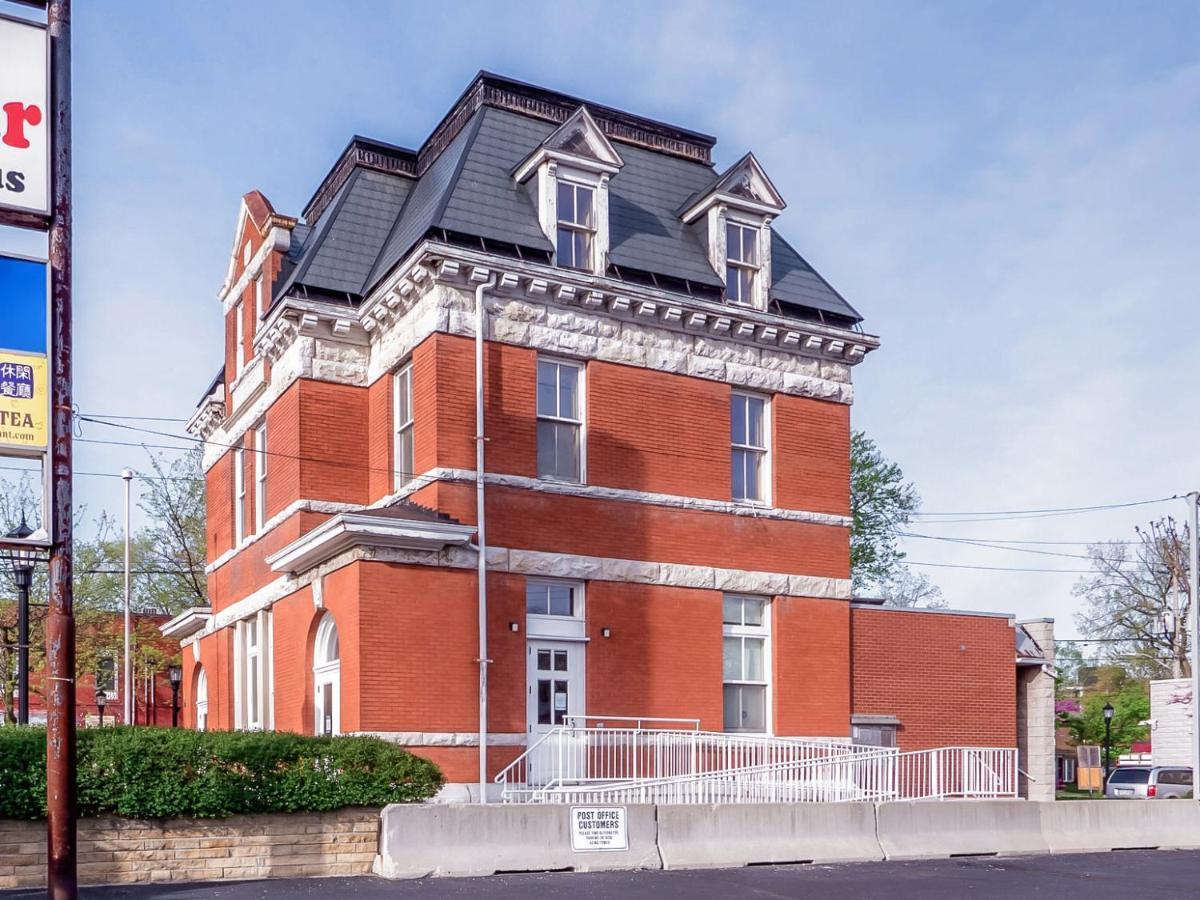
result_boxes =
[374,803,660,879]
[1040,800,1200,854]
[876,800,1049,860]
[657,802,882,869]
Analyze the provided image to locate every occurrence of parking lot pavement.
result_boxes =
[4,850,1200,899]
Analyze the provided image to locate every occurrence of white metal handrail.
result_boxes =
[495,723,1018,805]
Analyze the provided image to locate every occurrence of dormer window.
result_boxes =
[513,105,623,277]
[678,153,786,312]
[556,181,595,270]
[725,222,759,305]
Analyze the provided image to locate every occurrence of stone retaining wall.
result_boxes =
[0,808,379,889]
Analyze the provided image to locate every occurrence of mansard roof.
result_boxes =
[279,72,862,326]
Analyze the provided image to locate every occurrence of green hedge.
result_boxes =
[0,727,443,820]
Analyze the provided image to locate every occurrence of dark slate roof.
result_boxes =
[362,499,462,525]
[283,91,862,324]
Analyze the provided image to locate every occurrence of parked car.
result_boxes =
[1104,766,1193,799]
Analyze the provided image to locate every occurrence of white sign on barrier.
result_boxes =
[0,12,50,218]
[570,806,628,852]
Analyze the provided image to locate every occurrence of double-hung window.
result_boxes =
[394,363,414,490]
[731,392,769,503]
[244,617,261,730]
[253,421,267,533]
[235,612,272,731]
[723,595,770,733]
[556,180,594,270]
[233,446,246,545]
[254,274,264,329]
[537,358,583,482]
[725,221,759,305]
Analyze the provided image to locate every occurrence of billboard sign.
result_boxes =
[0,12,50,219]
[0,253,49,454]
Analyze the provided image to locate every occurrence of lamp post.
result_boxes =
[94,690,106,728]
[1103,702,1115,787]
[168,665,182,728]
[3,516,38,726]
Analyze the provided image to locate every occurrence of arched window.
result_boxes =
[313,613,340,736]
[195,666,208,732]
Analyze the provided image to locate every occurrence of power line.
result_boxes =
[0,463,201,483]
[907,560,1093,574]
[77,412,189,423]
[898,532,1098,561]
[913,496,1176,519]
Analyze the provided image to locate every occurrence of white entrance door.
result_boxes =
[526,641,585,786]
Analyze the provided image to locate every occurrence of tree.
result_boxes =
[850,430,922,591]
[135,447,207,613]
[1072,517,1191,679]
[1060,676,1150,757]
[877,567,948,609]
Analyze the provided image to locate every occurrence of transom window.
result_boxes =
[731,392,768,503]
[725,221,759,305]
[526,581,578,618]
[394,363,414,490]
[537,358,583,482]
[723,595,770,734]
[556,181,594,270]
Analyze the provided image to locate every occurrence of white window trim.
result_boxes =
[722,594,772,735]
[541,163,610,276]
[234,611,273,732]
[393,363,415,491]
[536,356,586,484]
[555,178,597,272]
[313,613,341,737]
[254,274,265,329]
[234,301,246,377]
[233,447,246,546]
[195,667,208,732]
[724,219,761,307]
[731,391,771,506]
[525,578,586,642]
[253,421,267,534]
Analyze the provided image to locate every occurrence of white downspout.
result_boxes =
[475,275,497,804]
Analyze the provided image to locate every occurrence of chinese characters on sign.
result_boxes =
[0,254,49,453]
[0,13,49,218]
[0,354,46,448]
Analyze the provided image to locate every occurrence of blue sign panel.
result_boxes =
[0,254,47,355]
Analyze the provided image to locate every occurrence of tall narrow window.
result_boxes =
[254,274,264,329]
[723,595,770,733]
[556,181,594,270]
[731,392,768,503]
[195,667,208,732]
[245,617,260,730]
[537,358,583,482]
[234,302,246,376]
[313,613,341,737]
[233,446,246,545]
[725,222,759,305]
[394,363,414,490]
[254,421,267,532]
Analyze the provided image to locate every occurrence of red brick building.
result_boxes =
[168,73,1054,797]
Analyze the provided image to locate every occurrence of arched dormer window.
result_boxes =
[513,106,624,276]
[313,613,340,737]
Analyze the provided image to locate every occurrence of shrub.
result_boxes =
[0,727,443,820]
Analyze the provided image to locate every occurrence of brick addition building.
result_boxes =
[167,72,1055,798]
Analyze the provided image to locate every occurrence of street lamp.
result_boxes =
[168,665,182,728]
[2,515,39,726]
[95,689,107,728]
[1103,702,1115,786]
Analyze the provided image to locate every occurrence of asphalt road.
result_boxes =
[4,851,1200,899]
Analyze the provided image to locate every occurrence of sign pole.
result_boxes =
[44,0,75,897]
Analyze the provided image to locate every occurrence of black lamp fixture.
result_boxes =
[2,514,42,727]
[1103,702,1115,785]
[94,689,107,728]
[168,665,183,728]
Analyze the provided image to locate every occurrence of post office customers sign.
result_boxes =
[0,14,49,217]
[0,254,49,452]
[570,806,628,852]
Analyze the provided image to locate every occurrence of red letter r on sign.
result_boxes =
[2,102,43,149]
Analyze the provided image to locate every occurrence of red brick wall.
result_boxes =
[772,394,850,516]
[206,451,233,564]
[851,607,1017,750]
[774,597,850,737]
[298,380,369,504]
[367,373,393,501]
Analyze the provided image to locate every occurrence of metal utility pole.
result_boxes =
[122,468,133,726]
[44,1,76,897]
[1189,491,1199,801]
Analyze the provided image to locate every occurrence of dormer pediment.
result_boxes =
[678,152,786,224]
[513,106,624,182]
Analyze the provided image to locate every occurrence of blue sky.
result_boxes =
[0,1,1197,635]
